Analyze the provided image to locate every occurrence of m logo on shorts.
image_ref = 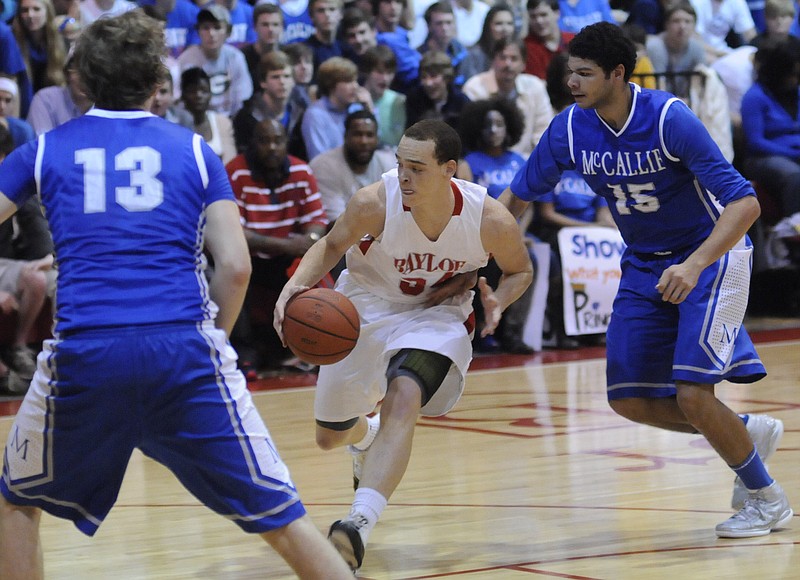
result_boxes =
[9,426,30,461]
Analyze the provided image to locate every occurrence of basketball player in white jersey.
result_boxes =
[0,11,353,579]
[274,119,534,572]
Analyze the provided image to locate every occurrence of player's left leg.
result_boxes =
[328,348,452,572]
[672,381,793,538]
[0,496,43,580]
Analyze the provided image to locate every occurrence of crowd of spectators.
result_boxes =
[1,0,798,382]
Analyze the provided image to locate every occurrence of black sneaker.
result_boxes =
[328,519,365,573]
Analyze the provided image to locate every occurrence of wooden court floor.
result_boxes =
[1,335,798,579]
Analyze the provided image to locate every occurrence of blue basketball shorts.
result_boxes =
[606,245,766,401]
[0,321,306,536]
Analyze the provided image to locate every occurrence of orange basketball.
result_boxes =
[282,288,360,365]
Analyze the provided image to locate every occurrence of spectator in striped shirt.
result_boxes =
[226,118,328,373]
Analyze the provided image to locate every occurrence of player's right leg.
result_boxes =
[605,258,694,431]
[260,514,354,579]
[0,496,43,580]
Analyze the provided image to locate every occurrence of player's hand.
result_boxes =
[22,255,55,277]
[425,270,478,307]
[656,262,700,304]
[28,254,54,271]
[273,284,310,345]
[0,291,18,315]
[477,277,502,336]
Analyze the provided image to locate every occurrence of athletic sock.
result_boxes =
[351,414,380,452]
[348,487,387,545]
[732,447,773,492]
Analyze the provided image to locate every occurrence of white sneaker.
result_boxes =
[732,414,784,510]
[348,413,380,490]
[717,481,793,538]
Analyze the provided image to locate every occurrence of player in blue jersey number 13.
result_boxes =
[499,22,792,539]
[0,11,352,579]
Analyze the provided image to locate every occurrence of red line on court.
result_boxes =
[1,326,798,418]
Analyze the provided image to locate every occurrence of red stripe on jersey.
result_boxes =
[227,154,328,241]
[358,235,375,254]
[450,181,463,215]
[464,310,476,336]
[402,181,465,215]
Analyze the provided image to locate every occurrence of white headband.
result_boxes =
[0,77,18,98]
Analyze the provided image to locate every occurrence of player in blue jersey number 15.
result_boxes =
[500,22,792,539]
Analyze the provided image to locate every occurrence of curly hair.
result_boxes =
[458,98,524,153]
[755,38,800,96]
[568,22,637,81]
[73,11,167,109]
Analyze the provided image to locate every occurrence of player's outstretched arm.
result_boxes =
[497,187,531,221]
[273,181,386,342]
[205,199,252,336]
[479,196,534,335]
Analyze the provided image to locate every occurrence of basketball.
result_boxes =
[283,288,360,365]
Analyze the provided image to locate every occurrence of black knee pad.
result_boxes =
[316,417,359,431]
[386,349,453,407]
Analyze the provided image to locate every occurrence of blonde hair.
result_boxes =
[316,57,358,97]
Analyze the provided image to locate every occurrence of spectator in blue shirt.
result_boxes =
[741,38,800,217]
[300,56,367,159]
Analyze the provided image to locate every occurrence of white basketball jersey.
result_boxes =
[344,168,490,304]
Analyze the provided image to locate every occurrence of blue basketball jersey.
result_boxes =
[0,109,235,333]
[510,84,756,254]
[464,150,525,200]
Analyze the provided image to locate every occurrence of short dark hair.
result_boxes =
[491,37,526,61]
[458,98,525,152]
[180,67,210,92]
[360,44,397,74]
[527,0,559,12]
[345,107,378,132]
[403,119,461,164]
[371,0,406,16]
[424,1,454,25]
[283,42,314,64]
[74,11,167,109]
[253,2,283,23]
[341,6,373,33]
[568,22,637,81]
